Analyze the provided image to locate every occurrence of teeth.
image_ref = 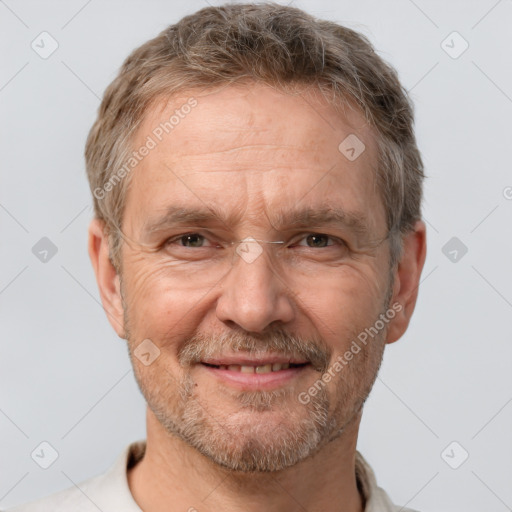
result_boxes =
[214,362,295,372]
[255,364,272,374]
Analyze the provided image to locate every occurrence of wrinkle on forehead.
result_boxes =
[136,81,376,160]
[124,82,384,240]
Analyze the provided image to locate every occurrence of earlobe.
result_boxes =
[88,218,126,338]
[385,220,427,344]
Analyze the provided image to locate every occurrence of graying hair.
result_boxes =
[85,2,424,270]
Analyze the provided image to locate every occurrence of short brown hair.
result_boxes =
[85,2,424,269]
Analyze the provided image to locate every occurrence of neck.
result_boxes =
[127,407,365,512]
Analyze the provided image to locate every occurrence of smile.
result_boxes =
[202,362,308,373]
[198,357,311,390]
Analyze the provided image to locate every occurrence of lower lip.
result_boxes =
[199,363,310,390]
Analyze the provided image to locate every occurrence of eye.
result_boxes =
[165,233,215,248]
[295,233,344,248]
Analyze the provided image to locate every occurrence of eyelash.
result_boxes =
[163,232,347,249]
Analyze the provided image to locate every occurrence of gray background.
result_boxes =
[1,0,511,510]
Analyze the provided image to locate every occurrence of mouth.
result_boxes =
[201,361,309,373]
[198,357,312,389]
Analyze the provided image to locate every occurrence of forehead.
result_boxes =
[139,82,376,164]
[124,82,385,235]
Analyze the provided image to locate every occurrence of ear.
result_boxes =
[88,218,126,338]
[385,220,427,344]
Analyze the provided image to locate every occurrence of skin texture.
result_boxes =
[88,82,427,512]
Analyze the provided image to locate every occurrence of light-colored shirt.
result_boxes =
[6,440,418,511]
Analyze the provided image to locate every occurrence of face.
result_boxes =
[115,83,395,472]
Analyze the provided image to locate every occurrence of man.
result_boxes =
[9,3,426,511]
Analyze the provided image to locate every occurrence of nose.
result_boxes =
[215,244,295,333]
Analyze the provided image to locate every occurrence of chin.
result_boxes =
[151,387,337,473]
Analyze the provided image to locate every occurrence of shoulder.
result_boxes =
[4,472,109,512]
[371,486,420,512]
[355,450,421,512]
[4,441,145,512]
[392,503,419,512]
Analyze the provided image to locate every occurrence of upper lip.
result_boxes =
[201,355,309,366]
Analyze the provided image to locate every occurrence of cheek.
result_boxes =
[121,258,209,342]
[305,264,388,350]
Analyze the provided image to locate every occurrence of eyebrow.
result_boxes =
[141,205,372,238]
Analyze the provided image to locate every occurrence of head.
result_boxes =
[87,3,426,473]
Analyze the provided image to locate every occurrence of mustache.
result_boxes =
[178,328,331,372]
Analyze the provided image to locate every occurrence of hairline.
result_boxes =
[103,79,405,268]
